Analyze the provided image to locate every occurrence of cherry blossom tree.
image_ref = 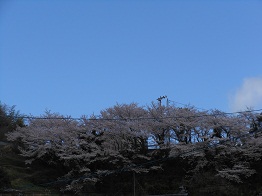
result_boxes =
[6,104,152,191]
[5,102,262,193]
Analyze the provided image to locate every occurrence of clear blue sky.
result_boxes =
[1,0,262,117]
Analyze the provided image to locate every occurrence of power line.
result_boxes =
[168,99,209,111]
[1,108,262,122]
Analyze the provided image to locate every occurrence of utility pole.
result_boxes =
[157,95,167,106]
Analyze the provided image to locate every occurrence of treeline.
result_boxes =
[1,102,262,195]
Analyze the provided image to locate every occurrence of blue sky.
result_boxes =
[1,0,262,117]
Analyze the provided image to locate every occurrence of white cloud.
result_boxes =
[230,77,262,112]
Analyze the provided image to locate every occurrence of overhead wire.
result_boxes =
[1,108,262,122]
[168,99,209,111]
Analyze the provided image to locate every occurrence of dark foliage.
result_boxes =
[0,167,11,190]
[0,103,25,141]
